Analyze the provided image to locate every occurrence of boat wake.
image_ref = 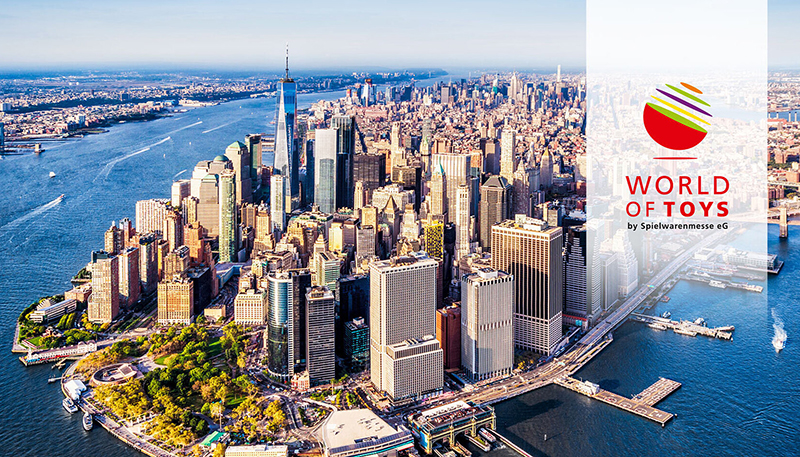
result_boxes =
[0,195,64,236]
[96,137,171,180]
[772,309,787,352]
[202,121,237,134]
[172,169,188,179]
[165,120,203,135]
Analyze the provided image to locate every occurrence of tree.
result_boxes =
[210,402,224,430]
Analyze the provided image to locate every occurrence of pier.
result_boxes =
[485,429,533,457]
[682,272,763,293]
[630,313,733,340]
[554,376,680,427]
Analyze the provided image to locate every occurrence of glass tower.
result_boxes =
[274,47,298,214]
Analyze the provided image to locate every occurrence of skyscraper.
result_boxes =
[267,271,294,380]
[305,286,335,386]
[163,209,183,251]
[500,127,516,183]
[157,276,194,324]
[274,48,298,214]
[429,162,447,222]
[314,128,337,213]
[431,152,469,220]
[353,153,386,203]
[271,175,285,232]
[479,176,511,250]
[436,304,461,370]
[491,215,563,354]
[540,150,553,189]
[88,251,119,323]
[370,252,443,401]
[104,223,123,255]
[118,246,140,308]
[564,225,602,321]
[244,134,262,182]
[138,233,159,295]
[331,115,355,210]
[218,169,238,263]
[461,268,514,381]
[135,199,170,235]
[225,141,253,205]
[455,185,472,260]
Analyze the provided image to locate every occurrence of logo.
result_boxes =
[643,82,712,150]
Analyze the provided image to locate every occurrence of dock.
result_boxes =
[683,272,763,293]
[630,313,733,340]
[485,429,533,457]
[554,376,680,426]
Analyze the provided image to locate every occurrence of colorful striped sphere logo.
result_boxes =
[643,82,711,150]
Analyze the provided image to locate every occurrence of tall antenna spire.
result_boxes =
[285,43,290,80]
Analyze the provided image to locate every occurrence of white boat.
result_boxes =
[49,171,56,178]
[83,412,93,431]
[648,323,668,331]
[708,280,727,289]
[674,328,698,337]
[717,325,735,332]
[62,397,78,414]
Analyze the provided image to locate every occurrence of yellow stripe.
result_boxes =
[651,96,711,126]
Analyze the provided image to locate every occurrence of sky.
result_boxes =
[0,0,797,71]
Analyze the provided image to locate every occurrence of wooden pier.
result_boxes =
[554,376,681,427]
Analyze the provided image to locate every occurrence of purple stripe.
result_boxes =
[656,89,712,117]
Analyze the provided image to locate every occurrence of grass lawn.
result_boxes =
[225,394,247,408]
[154,354,176,366]
[27,336,42,348]
[207,338,223,358]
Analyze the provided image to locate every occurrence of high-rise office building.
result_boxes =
[500,127,516,183]
[461,268,514,381]
[163,209,183,251]
[353,153,386,203]
[431,152,469,220]
[274,49,298,214]
[218,169,238,263]
[157,276,194,324]
[331,115,355,210]
[225,141,253,205]
[267,271,294,381]
[190,156,232,236]
[491,215,563,354]
[479,176,511,251]
[429,163,448,221]
[370,252,443,401]
[171,179,190,210]
[513,163,532,217]
[354,180,366,212]
[564,225,601,321]
[344,317,369,368]
[118,246,140,308]
[305,286,335,386]
[271,175,286,232]
[289,269,312,372]
[455,185,471,260]
[88,251,119,323]
[423,221,444,260]
[234,288,268,324]
[245,134,262,183]
[315,128,337,213]
[436,304,461,370]
[314,251,340,292]
[138,233,159,295]
[540,150,553,189]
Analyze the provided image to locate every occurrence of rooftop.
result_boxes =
[321,409,399,451]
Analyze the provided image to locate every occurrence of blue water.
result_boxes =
[489,225,798,456]
[0,91,343,456]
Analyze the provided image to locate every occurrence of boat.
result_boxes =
[661,311,671,319]
[62,397,78,414]
[694,317,705,326]
[660,295,671,303]
[708,280,727,289]
[82,412,93,431]
[717,325,735,332]
[648,323,668,331]
[56,194,65,202]
[49,171,56,178]
[478,428,496,443]
[674,328,698,337]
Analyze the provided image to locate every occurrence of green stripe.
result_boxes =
[665,84,710,107]
[647,103,707,133]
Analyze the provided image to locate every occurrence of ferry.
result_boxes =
[708,280,727,289]
[62,397,78,414]
[478,428,496,443]
[82,412,93,431]
[674,328,698,337]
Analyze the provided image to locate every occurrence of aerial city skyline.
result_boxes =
[1,2,798,457]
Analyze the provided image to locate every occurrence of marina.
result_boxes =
[553,376,681,427]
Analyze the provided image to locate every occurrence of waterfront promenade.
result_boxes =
[60,361,177,457]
